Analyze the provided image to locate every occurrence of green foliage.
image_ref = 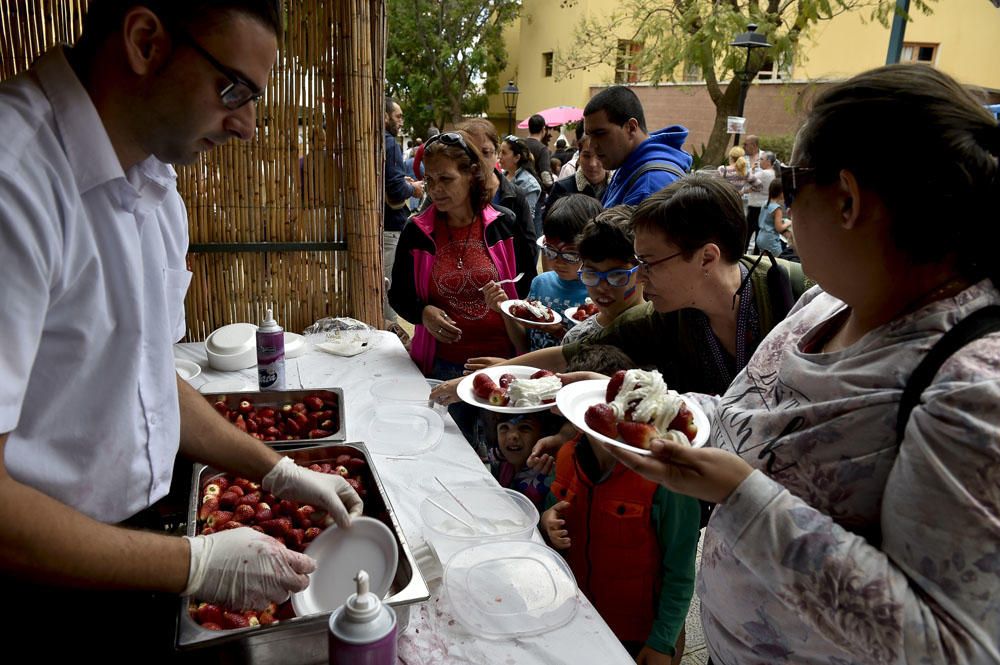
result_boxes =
[386,0,521,136]
[758,134,797,164]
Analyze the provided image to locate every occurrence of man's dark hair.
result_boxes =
[384,96,396,114]
[631,174,747,262]
[565,344,637,376]
[576,205,636,265]
[556,138,567,150]
[528,114,546,134]
[584,86,647,133]
[76,1,283,60]
[543,194,603,245]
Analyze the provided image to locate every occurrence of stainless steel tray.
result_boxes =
[201,387,346,446]
[176,442,429,660]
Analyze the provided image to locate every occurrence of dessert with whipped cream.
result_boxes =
[508,299,555,323]
[583,369,699,448]
[508,375,562,407]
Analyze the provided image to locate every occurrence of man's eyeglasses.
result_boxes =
[180,32,263,110]
[578,265,639,287]
[541,244,581,264]
[425,132,480,164]
[780,165,817,210]
[633,251,684,272]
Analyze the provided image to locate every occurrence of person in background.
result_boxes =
[526,113,554,188]
[554,136,576,167]
[487,412,558,510]
[584,86,692,206]
[608,63,1000,665]
[550,156,563,175]
[542,347,698,665]
[459,118,537,298]
[743,149,775,245]
[0,1,362,656]
[717,145,748,192]
[384,96,423,326]
[742,134,762,170]
[755,178,790,256]
[500,134,543,237]
[388,130,520,442]
[562,205,644,345]
[541,133,611,219]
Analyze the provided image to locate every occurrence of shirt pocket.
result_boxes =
[163,267,192,341]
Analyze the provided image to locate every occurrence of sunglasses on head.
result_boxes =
[578,265,639,287]
[541,244,581,264]
[780,165,817,210]
[424,132,480,164]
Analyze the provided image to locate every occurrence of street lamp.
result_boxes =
[502,80,520,136]
[730,24,771,147]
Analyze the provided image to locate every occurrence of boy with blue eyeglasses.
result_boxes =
[563,206,646,345]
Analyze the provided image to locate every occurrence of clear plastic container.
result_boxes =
[362,404,443,456]
[419,487,539,563]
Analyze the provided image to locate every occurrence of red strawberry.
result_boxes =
[278,499,299,516]
[237,491,261,507]
[346,477,365,496]
[292,402,307,413]
[201,526,215,535]
[308,429,331,439]
[205,510,234,529]
[606,370,627,402]
[667,402,699,443]
[218,491,239,508]
[258,611,277,626]
[488,388,509,406]
[295,505,316,528]
[345,457,366,471]
[238,400,254,414]
[275,602,296,620]
[221,520,244,530]
[251,525,265,533]
[335,454,353,466]
[308,463,323,472]
[233,478,256,491]
[472,373,498,399]
[200,622,223,631]
[320,418,337,430]
[258,407,276,419]
[333,465,349,477]
[286,528,305,550]
[206,476,229,493]
[280,403,294,415]
[229,485,245,497]
[259,518,292,537]
[222,611,250,630]
[255,504,273,522]
[285,419,302,436]
[304,396,325,411]
[234,504,256,522]
[617,421,659,449]
[264,426,281,439]
[304,527,321,541]
[199,496,220,521]
[530,369,555,379]
[499,373,516,389]
[585,403,619,439]
[196,603,224,626]
[233,415,248,432]
[212,401,229,415]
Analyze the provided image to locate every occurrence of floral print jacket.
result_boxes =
[694,282,1000,665]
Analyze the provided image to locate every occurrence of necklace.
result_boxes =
[446,219,478,269]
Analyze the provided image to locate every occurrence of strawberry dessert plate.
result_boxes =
[457,365,563,414]
[500,299,562,326]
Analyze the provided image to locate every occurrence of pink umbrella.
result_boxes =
[517,106,584,129]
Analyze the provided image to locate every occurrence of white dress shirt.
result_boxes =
[0,48,191,522]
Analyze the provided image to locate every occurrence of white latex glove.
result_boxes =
[262,456,363,528]
[183,528,315,610]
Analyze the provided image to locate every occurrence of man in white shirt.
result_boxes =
[0,1,360,649]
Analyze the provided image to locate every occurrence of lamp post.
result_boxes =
[502,80,520,136]
[730,24,771,147]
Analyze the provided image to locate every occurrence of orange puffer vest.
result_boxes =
[550,437,661,643]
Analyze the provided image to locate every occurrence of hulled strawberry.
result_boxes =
[472,373,498,399]
[585,403,619,439]
[617,421,659,449]
[205,510,234,529]
[198,496,220,521]
[488,388,509,406]
[605,370,626,402]
[196,603,224,626]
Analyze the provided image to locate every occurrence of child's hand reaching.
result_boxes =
[541,501,571,550]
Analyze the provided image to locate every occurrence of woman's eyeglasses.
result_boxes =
[425,132,480,164]
[541,245,581,263]
[633,251,684,272]
[780,165,817,210]
[180,32,264,110]
[578,265,639,287]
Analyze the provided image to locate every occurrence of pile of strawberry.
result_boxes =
[191,456,369,631]
[211,392,338,442]
[509,300,555,323]
[471,369,555,407]
[571,301,599,321]
[584,370,699,449]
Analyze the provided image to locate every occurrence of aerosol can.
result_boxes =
[328,570,397,665]
[256,308,285,390]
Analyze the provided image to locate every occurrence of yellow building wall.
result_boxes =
[802,0,1000,90]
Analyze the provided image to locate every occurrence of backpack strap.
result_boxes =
[621,160,687,195]
[896,305,1000,444]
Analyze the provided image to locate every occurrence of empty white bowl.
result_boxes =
[205,323,257,371]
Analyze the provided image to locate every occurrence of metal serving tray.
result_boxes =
[200,387,347,446]
[176,442,429,663]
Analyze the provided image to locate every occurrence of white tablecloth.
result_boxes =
[174,333,632,664]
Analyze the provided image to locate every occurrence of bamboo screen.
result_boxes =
[0,0,387,339]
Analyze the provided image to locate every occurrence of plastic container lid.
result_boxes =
[206,323,257,354]
[369,377,434,405]
[443,540,578,638]
[362,404,443,455]
[284,332,306,359]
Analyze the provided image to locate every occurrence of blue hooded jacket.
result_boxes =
[602,125,692,207]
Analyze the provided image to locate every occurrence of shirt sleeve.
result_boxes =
[647,487,700,655]
[712,376,1000,664]
[384,136,414,205]
[387,224,427,325]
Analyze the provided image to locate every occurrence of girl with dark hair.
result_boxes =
[388,130,521,441]
[609,64,1000,664]
[500,135,543,236]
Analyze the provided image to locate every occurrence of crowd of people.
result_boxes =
[2,1,998,663]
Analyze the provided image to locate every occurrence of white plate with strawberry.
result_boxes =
[500,299,562,326]
[555,371,709,456]
[565,301,599,326]
[457,365,563,413]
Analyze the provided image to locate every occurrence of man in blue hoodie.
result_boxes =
[584,86,692,206]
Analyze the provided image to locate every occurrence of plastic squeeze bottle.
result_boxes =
[328,570,397,665]
[256,308,285,390]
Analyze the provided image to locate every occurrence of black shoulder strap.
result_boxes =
[621,160,687,195]
[896,305,1000,444]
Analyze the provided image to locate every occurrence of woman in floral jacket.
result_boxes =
[610,65,1000,664]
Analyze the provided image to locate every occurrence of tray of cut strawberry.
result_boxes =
[500,299,562,326]
[457,365,563,414]
[565,298,599,325]
[204,388,345,446]
[177,443,429,654]
[555,369,709,456]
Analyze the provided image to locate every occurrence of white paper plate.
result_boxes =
[456,365,558,414]
[284,332,307,359]
[555,379,710,456]
[563,306,598,326]
[443,540,578,639]
[499,300,562,327]
[174,358,202,381]
[361,404,444,455]
[292,517,398,617]
[198,379,252,395]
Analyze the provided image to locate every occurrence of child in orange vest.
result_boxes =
[541,347,700,664]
